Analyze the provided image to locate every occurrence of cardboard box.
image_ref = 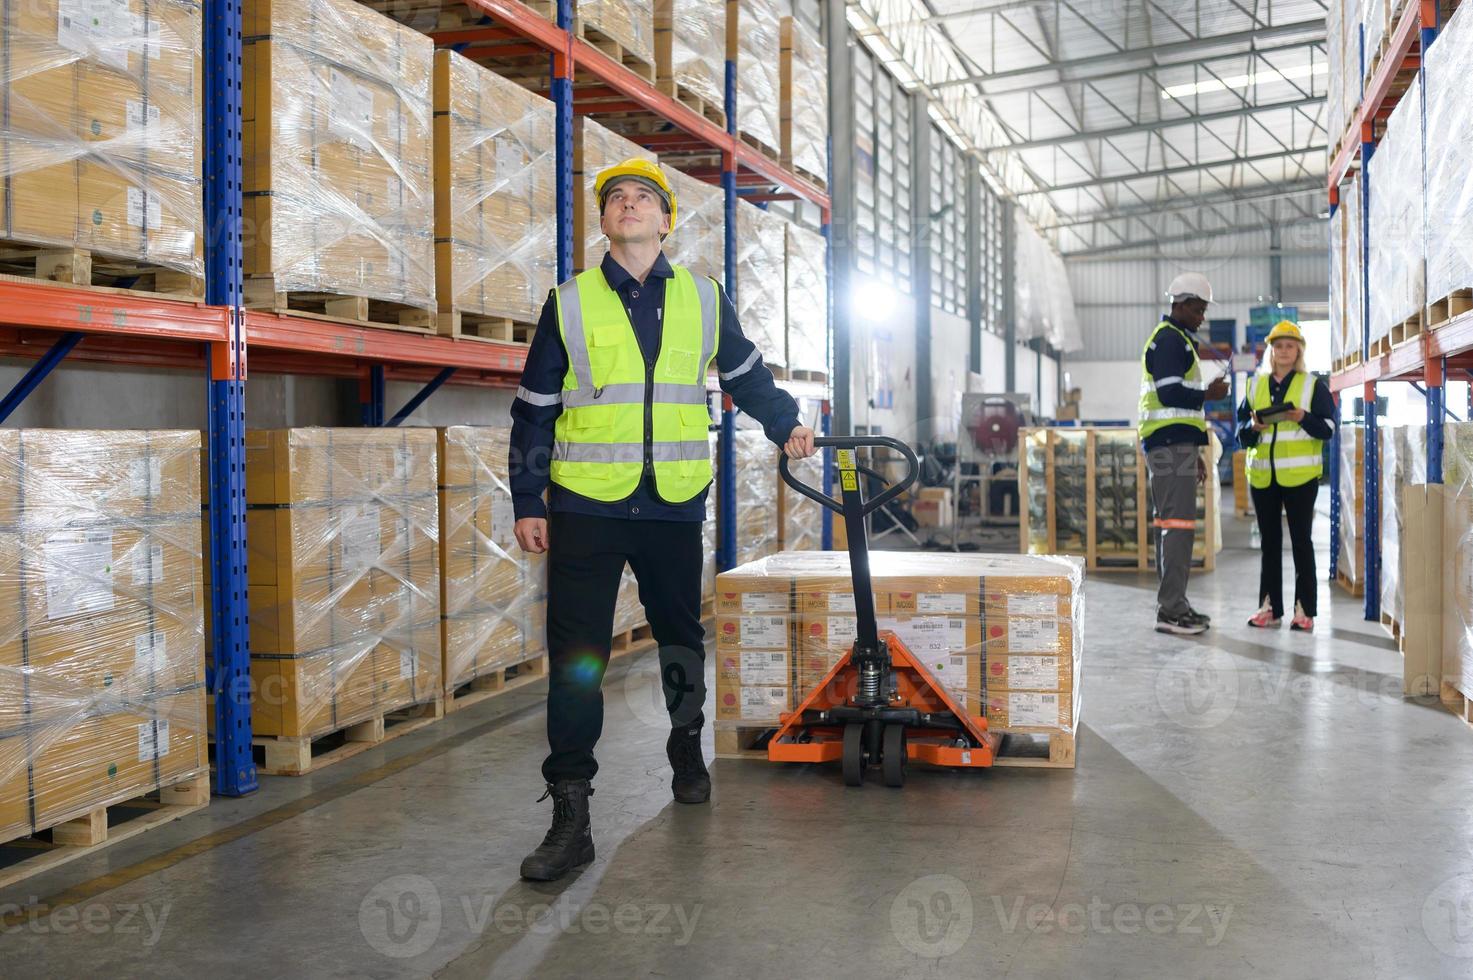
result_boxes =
[984,689,1074,732]
[1055,404,1080,421]
[913,487,953,528]
[714,682,791,723]
[1404,483,1445,696]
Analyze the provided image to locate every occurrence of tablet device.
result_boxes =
[1255,403,1297,424]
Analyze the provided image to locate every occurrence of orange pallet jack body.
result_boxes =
[766,436,998,786]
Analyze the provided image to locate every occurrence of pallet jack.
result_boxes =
[768,436,1000,786]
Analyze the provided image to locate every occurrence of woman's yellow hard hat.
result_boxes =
[595,158,677,228]
[1265,320,1305,344]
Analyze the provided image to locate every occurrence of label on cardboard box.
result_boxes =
[1007,594,1059,617]
[329,68,376,149]
[490,496,515,549]
[916,593,967,614]
[738,615,788,649]
[740,686,788,720]
[134,630,167,672]
[994,655,1058,690]
[127,187,163,230]
[341,505,382,570]
[138,720,170,762]
[134,14,163,59]
[880,616,968,658]
[996,691,1059,728]
[132,544,164,586]
[742,593,788,613]
[926,654,971,702]
[825,616,858,646]
[60,0,131,71]
[45,530,115,620]
[825,592,856,613]
[738,651,788,686]
[126,100,162,133]
[1007,617,1061,654]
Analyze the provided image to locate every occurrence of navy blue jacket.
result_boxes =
[1142,315,1211,451]
[1235,370,1337,454]
[509,252,801,522]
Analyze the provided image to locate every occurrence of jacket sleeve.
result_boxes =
[713,284,802,446]
[1144,328,1206,410]
[1299,375,1338,441]
[508,292,566,521]
[1235,392,1259,449]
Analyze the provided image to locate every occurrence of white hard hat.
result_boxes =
[1166,272,1213,304]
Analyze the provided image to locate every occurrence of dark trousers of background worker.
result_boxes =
[542,512,706,784]
[1146,443,1199,618]
[1249,480,1318,618]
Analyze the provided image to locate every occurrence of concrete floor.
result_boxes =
[4,512,1473,979]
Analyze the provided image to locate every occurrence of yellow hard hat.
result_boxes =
[594,157,677,229]
[1265,320,1305,344]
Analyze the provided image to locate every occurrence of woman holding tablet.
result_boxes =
[1236,321,1337,631]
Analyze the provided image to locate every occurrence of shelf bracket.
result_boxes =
[0,331,83,423]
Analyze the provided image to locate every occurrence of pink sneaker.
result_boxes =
[1290,602,1313,632]
[1247,600,1281,629]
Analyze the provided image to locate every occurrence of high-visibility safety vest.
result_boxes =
[1138,320,1208,441]
[1246,371,1323,489]
[542,263,721,503]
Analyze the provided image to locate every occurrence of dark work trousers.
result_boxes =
[542,512,707,784]
[1146,443,1200,618]
[1250,479,1319,618]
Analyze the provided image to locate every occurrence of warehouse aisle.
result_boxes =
[4,515,1473,979]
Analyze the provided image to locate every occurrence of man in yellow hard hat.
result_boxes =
[509,158,817,881]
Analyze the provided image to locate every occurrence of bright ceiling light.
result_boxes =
[1160,62,1328,100]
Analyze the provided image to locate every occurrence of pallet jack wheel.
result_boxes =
[842,723,865,786]
[882,724,906,788]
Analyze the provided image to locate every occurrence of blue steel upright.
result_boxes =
[718,57,739,572]
[554,0,574,280]
[204,0,258,796]
[1327,197,1340,582]
[1361,132,1379,623]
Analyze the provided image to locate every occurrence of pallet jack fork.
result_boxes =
[768,436,999,786]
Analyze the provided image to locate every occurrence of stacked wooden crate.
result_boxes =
[655,0,727,125]
[0,0,203,295]
[430,51,556,341]
[1,431,209,850]
[779,17,827,185]
[577,0,657,82]
[243,0,435,327]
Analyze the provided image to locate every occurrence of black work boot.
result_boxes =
[667,726,711,804]
[519,779,595,882]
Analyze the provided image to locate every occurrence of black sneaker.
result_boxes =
[1185,607,1212,625]
[1156,612,1209,636]
[667,726,711,804]
[519,780,595,882]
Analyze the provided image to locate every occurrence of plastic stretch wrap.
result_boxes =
[1367,72,1424,343]
[1330,205,1346,364]
[1446,423,1473,702]
[240,429,441,739]
[574,118,656,272]
[0,0,203,281]
[580,0,656,71]
[703,432,718,602]
[0,431,206,844]
[731,0,783,151]
[780,16,827,180]
[781,453,824,551]
[433,51,556,324]
[613,567,645,636]
[1342,0,1363,121]
[1364,0,1387,78]
[437,428,544,694]
[656,0,725,110]
[1344,172,1364,356]
[1013,212,1083,352]
[243,0,435,311]
[1424,2,1473,305]
[1380,424,1427,627]
[735,199,787,369]
[664,165,724,284]
[785,221,828,374]
[714,551,1084,734]
[1328,0,1345,149]
[736,428,780,567]
[1339,424,1364,584]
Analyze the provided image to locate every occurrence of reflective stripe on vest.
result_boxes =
[550,264,720,503]
[1246,371,1322,489]
[1138,321,1207,440]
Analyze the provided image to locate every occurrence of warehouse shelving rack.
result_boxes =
[0,0,831,797]
[1326,0,1473,624]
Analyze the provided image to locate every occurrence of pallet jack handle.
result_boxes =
[779,436,919,654]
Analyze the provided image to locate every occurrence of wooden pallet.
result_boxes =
[739,132,781,164]
[1429,288,1473,329]
[1440,681,1473,728]
[715,726,1076,769]
[612,621,658,658]
[1381,611,1403,643]
[576,20,656,82]
[0,773,209,891]
[446,652,549,714]
[249,695,445,776]
[655,79,727,128]
[419,309,535,345]
[1370,333,1393,359]
[0,243,203,300]
[244,278,436,334]
[1336,569,1365,597]
[1391,311,1424,349]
